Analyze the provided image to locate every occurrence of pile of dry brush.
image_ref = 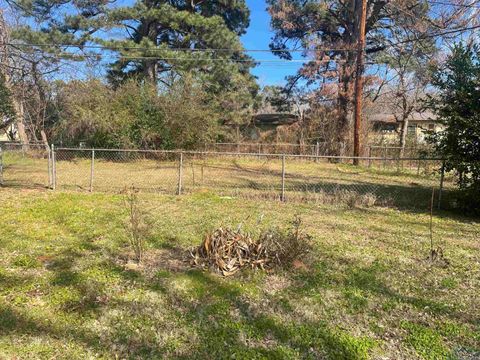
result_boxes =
[190,217,311,276]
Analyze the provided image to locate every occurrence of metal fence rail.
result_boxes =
[368,145,433,160]
[0,144,452,210]
[206,143,433,159]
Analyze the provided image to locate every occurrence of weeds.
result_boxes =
[259,215,312,267]
[427,187,449,266]
[123,186,150,264]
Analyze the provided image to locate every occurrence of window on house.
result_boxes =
[428,124,435,131]
[382,124,396,133]
[407,125,416,134]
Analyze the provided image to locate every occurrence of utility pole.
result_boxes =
[353,0,367,165]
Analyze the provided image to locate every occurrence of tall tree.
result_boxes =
[377,12,437,156]
[266,0,480,154]
[0,72,15,136]
[426,43,480,214]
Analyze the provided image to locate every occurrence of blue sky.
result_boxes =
[241,0,303,87]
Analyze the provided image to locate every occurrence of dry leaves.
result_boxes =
[190,217,312,276]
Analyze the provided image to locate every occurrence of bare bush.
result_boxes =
[123,186,149,264]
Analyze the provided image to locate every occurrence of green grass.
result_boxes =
[0,188,479,359]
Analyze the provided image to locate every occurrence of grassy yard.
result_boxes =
[0,188,478,359]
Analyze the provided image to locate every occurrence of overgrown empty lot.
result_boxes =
[0,189,479,359]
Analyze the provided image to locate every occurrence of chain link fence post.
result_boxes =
[438,159,446,209]
[52,144,57,190]
[383,145,387,169]
[368,146,372,168]
[281,154,286,202]
[90,149,95,192]
[0,145,3,186]
[177,151,183,195]
[47,145,52,188]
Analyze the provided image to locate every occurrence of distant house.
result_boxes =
[369,111,442,143]
[239,112,299,141]
[252,113,299,127]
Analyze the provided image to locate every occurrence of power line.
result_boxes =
[2,22,479,60]
[14,50,349,64]
[378,23,480,51]
[426,0,480,9]
[0,42,356,53]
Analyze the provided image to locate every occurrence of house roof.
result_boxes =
[369,111,437,124]
[253,113,299,126]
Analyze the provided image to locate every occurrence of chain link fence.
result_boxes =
[0,143,51,189]
[367,145,433,159]
[206,142,322,156]
[206,143,433,159]
[0,144,454,210]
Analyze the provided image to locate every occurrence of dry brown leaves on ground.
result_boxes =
[190,217,312,276]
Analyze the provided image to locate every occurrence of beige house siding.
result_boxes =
[369,111,442,143]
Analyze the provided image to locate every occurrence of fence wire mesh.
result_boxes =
[206,143,320,156]
[0,143,50,189]
[0,145,455,211]
[368,145,433,159]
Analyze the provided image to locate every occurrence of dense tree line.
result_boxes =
[0,0,478,160]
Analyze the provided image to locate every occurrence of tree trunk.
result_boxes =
[337,58,356,155]
[141,17,158,84]
[14,100,29,145]
[298,116,305,155]
[41,130,49,151]
[336,0,358,156]
[399,118,409,158]
[0,9,29,145]
[144,60,157,83]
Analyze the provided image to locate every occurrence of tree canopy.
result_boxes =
[9,0,256,89]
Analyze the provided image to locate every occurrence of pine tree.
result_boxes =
[10,0,256,89]
[426,43,480,214]
[7,0,259,140]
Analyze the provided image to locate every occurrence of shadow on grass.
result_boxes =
[163,270,376,360]
[3,241,477,359]
[293,254,478,328]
